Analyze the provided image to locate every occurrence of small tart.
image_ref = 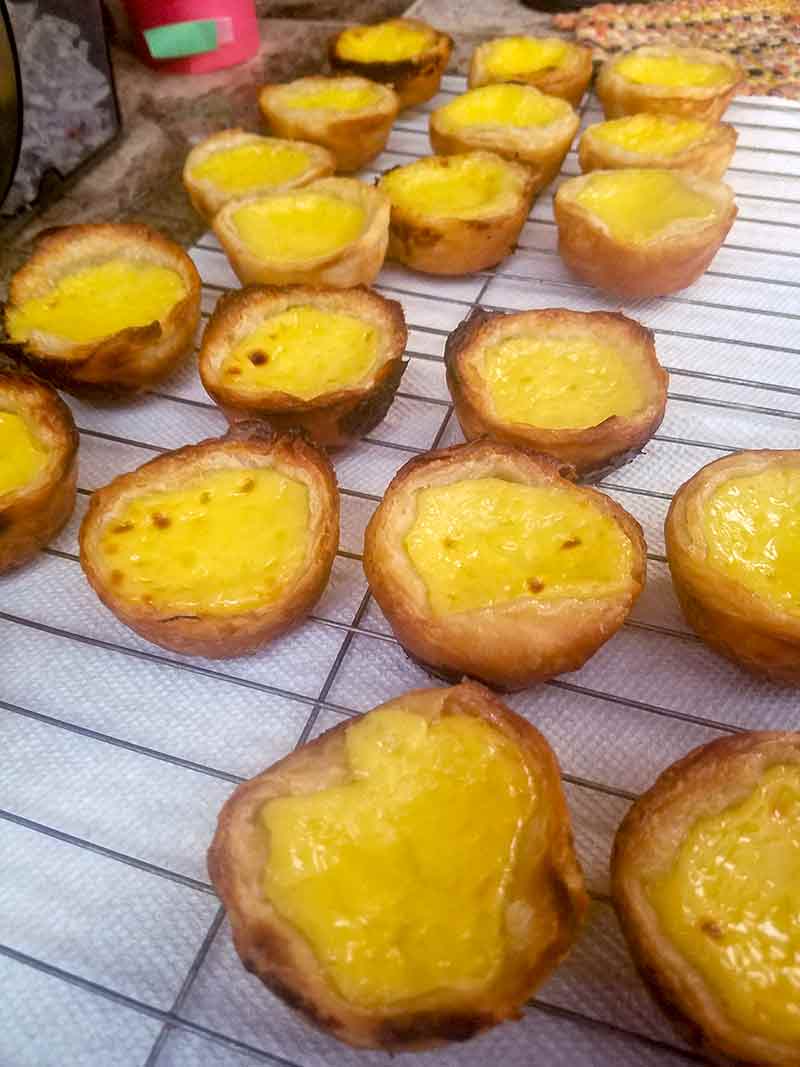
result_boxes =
[213,177,389,289]
[209,680,588,1050]
[328,18,453,111]
[79,426,339,659]
[579,114,738,180]
[0,370,78,574]
[613,731,800,1065]
[378,151,535,275]
[429,83,579,197]
[666,449,800,684]
[554,168,736,299]
[445,308,668,480]
[363,438,646,690]
[199,285,408,448]
[3,223,201,399]
[468,36,593,107]
[182,129,335,222]
[596,46,743,122]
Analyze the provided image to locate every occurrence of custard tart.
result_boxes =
[363,439,646,690]
[429,83,579,197]
[199,285,407,448]
[666,449,800,684]
[329,18,453,111]
[378,152,535,275]
[596,45,743,122]
[79,426,339,659]
[209,680,588,1049]
[4,223,201,399]
[613,731,800,1065]
[468,36,593,108]
[554,168,736,299]
[446,308,668,480]
[213,177,389,289]
[258,76,398,173]
[0,370,78,574]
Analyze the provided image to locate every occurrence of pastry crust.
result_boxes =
[208,680,588,1050]
[666,449,800,684]
[0,370,78,573]
[3,224,201,400]
[363,438,646,690]
[198,285,408,448]
[554,169,736,299]
[578,117,738,180]
[79,425,339,659]
[596,46,743,122]
[182,129,335,222]
[612,731,800,1065]
[213,177,390,289]
[328,19,453,111]
[258,76,398,173]
[378,152,536,276]
[468,36,593,108]
[445,308,668,481]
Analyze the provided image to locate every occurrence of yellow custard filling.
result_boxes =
[0,411,48,495]
[335,21,434,64]
[485,37,570,79]
[591,114,710,157]
[6,260,187,346]
[97,468,310,615]
[703,466,800,615]
[481,333,646,429]
[573,170,717,243]
[405,477,633,616]
[189,142,312,193]
[232,193,365,262]
[282,82,382,112]
[439,83,569,129]
[649,765,800,1042]
[221,305,378,399]
[381,155,519,220]
[615,53,733,89]
[262,705,534,1007]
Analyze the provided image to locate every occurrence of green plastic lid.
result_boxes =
[144,19,218,59]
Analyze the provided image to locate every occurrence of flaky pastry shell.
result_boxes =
[578,117,738,180]
[468,36,593,108]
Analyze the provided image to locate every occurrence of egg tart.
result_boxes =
[0,370,78,574]
[666,450,800,684]
[468,36,593,108]
[209,680,588,1050]
[613,731,800,1065]
[199,285,407,448]
[445,308,668,481]
[554,168,736,299]
[79,426,338,659]
[364,439,646,690]
[596,46,743,122]
[378,152,535,276]
[328,18,453,111]
[213,177,389,289]
[182,130,335,223]
[3,223,201,399]
[429,84,579,197]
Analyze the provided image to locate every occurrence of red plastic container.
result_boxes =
[124,0,260,74]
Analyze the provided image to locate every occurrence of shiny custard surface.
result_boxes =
[381,155,519,220]
[97,468,310,615]
[591,114,711,156]
[221,305,378,399]
[485,37,569,78]
[0,412,48,495]
[573,170,716,243]
[189,142,313,193]
[481,332,646,429]
[262,705,535,1007]
[649,765,800,1042]
[7,260,187,345]
[282,82,382,112]
[232,193,365,261]
[439,83,570,129]
[615,52,733,88]
[405,477,633,616]
[335,21,434,63]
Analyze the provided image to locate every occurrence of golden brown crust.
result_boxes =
[208,680,588,1050]
[257,76,398,173]
[578,117,738,180]
[596,46,744,121]
[666,449,800,684]
[612,731,800,1065]
[363,438,646,689]
[3,223,201,400]
[0,370,78,573]
[78,425,339,659]
[445,308,668,480]
[198,285,408,448]
[554,169,736,299]
[468,37,593,107]
[328,19,453,111]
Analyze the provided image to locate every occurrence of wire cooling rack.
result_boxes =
[3,74,800,1067]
